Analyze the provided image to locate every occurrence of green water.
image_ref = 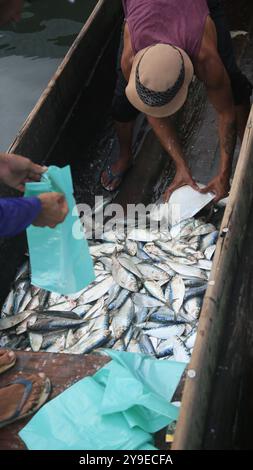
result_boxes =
[0,0,97,151]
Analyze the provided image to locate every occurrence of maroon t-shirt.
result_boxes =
[122,0,209,60]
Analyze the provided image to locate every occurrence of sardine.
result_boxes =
[204,244,216,260]
[112,255,138,292]
[165,275,185,314]
[118,254,142,278]
[144,324,185,340]
[173,337,191,363]
[0,310,34,331]
[77,276,114,304]
[167,261,207,280]
[108,289,129,311]
[137,263,170,282]
[110,298,135,340]
[29,332,43,352]
[127,228,160,242]
[64,328,110,354]
[132,293,165,308]
[200,231,219,251]
[125,239,138,256]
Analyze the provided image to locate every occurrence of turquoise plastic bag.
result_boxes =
[19,351,186,450]
[25,165,94,295]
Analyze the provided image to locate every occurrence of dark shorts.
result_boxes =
[112,0,252,122]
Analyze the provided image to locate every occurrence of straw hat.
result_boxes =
[126,43,194,117]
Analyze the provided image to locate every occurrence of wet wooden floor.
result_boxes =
[0,351,109,450]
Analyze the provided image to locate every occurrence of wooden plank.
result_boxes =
[0,350,109,450]
[202,203,253,449]
[173,105,253,450]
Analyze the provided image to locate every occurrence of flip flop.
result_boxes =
[101,164,132,191]
[0,350,16,375]
[0,375,51,429]
[101,165,126,191]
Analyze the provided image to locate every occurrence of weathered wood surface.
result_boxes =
[173,105,253,450]
[203,202,253,449]
[0,351,109,450]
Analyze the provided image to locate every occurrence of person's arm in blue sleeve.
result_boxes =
[0,196,41,237]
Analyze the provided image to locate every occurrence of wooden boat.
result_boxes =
[0,0,253,450]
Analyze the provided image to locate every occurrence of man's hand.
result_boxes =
[163,165,200,202]
[200,172,230,202]
[0,153,47,191]
[33,193,69,229]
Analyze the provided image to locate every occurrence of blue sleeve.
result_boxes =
[0,197,42,237]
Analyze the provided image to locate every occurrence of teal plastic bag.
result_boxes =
[25,165,94,294]
[19,351,186,450]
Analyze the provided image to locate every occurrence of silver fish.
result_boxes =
[14,261,30,283]
[156,338,174,358]
[173,337,191,363]
[1,290,15,316]
[170,219,195,239]
[185,329,197,350]
[29,332,43,352]
[155,262,175,277]
[144,280,167,304]
[125,239,138,256]
[191,223,216,237]
[49,300,77,311]
[123,325,134,349]
[110,298,135,340]
[126,338,142,353]
[112,338,126,351]
[106,283,121,306]
[143,243,167,261]
[127,228,160,242]
[71,304,92,317]
[132,293,165,308]
[184,284,207,301]
[118,254,142,278]
[99,256,113,272]
[16,314,37,335]
[47,292,64,307]
[78,276,114,304]
[135,306,149,324]
[139,333,156,355]
[149,307,178,323]
[184,297,202,319]
[38,289,50,309]
[166,261,207,280]
[108,289,129,311]
[112,255,139,292]
[0,310,34,331]
[46,334,66,353]
[204,245,216,260]
[90,243,122,257]
[196,259,213,271]
[165,275,185,314]
[137,263,170,282]
[64,328,110,354]
[200,231,219,251]
[144,324,185,340]
[26,294,40,311]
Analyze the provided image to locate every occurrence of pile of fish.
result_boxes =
[0,216,219,362]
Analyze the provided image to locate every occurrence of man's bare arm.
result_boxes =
[147,116,199,200]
